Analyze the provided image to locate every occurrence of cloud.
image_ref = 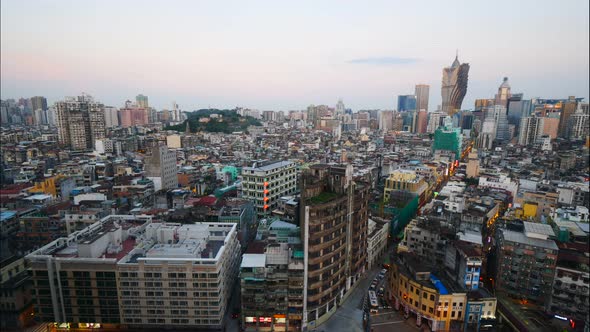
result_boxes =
[347,56,420,66]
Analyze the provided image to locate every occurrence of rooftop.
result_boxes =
[501,229,558,251]
[243,160,295,172]
[241,253,266,268]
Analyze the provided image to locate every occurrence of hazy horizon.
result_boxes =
[1,0,588,111]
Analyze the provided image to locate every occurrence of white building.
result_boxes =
[241,160,297,216]
[117,222,241,330]
[478,174,519,198]
[518,116,544,146]
[367,218,390,269]
[145,145,178,191]
[104,107,119,128]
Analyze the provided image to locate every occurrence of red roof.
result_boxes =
[195,196,217,206]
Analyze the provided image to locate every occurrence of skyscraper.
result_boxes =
[30,96,48,111]
[136,94,148,108]
[415,84,430,112]
[55,94,106,150]
[397,95,416,112]
[441,54,470,116]
[494,77,511,107]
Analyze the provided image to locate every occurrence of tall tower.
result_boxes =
[415,84,430,112]
[441,53,470,116]
[494,77,512,107]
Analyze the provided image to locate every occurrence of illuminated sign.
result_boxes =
[554,315,567,321]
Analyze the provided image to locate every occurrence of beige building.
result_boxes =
[466,150,479,178]
[117,222,241,330]
[166,134,182,148]
[26,215,241,331]
[383,169,428,203]
[55,94,106,150]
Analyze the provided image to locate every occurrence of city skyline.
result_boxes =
[1,0,588,111]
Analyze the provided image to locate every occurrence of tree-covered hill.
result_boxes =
[165,109,262,133]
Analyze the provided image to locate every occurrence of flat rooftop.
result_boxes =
[243,160,295,172]
[501,229,558,251]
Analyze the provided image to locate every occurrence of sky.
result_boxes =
[1,0,589,111]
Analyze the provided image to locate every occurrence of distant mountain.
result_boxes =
[165,109,261,133]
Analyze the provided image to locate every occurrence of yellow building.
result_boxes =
[383,170,428,202]
[28,175,64,197]
[389,253,467,331]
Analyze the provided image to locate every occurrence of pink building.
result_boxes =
[542,117,559,139]
[119,108,148,127]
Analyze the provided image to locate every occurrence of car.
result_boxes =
[369,284,376,291]
[382,263,391,269]
[231,309,240,319]
[381,269,387,274]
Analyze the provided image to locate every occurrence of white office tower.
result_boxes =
[518,116,544,146]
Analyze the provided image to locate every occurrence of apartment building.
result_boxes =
[26,215,241,331]
[240,219,304,332]
[299,164,369,329]
[495,222,558,307]
[241,161,297,216]
[549,242,589,324]
[55,94,106,150]
[26,215,153,326]
[117,222,241,330]
[389,252,496,331]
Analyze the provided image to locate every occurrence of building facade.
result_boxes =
[299,164,369,329]
[495,224,558,307]
[241,161,298,217]
[415,84,430,112]
[144,145,178,191]
[55,94,106,150]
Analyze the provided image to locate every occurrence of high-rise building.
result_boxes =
[474,99,494,112]
[30,96,48,111]
[144,145,178,191]
[172,102,180,122]
[55,94,106,150]
[136,94,148,108]
[33,108,46,125]
[558,96,578,138]
[518,116,544,146]
[466,150,479,178]
[46,107,57,126]
[299,164,369,329]
[397,95,417,112]
[484,105,509,142]
[241,161,298,217]
[240,219,304,331]
[119,107,149,127]
[569,103,589,141]
[26,215,241,331]
[494,77,511,107]
[379,110,394,131]
[433,117,462,160]
[495,223,558,308]
[104,107,119,128]
[415,110,428,133]
[415,84,430,112]
[441,54,470,116]
[427,111,445,133]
